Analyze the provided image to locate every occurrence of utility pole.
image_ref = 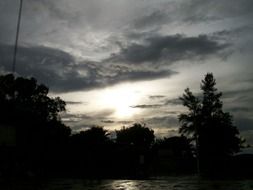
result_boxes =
[12,0,23,73]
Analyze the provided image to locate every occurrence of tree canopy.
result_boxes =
[178,73,243,159]
[0,73,249,177]
[0,74,70,146]
[116,123,155,149]
[70,126,110,147]
[156,136,193,158]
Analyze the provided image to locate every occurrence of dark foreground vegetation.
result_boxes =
[0,73,252,179]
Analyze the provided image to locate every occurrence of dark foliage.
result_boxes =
[178,73,244,173]
[153,136,195,175]
[155,136,193,158]
[70,126,110,147]
[0,73,250,179]
[0,74,71,177]
[116,123,155,149]
[0,74,71,146]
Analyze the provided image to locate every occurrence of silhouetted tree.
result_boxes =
[155,136,193,158]
[70,126,110,147]
[116,123,155,148]
[68,126,114,177]
[153,136,194,174]
[0,74,70,145]
[178,88,201,141]
[0,74,71,176]
[178,73,244,173]
[115,123,155,177]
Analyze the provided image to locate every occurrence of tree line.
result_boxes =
[0,73,249,178]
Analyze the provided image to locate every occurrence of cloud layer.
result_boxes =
[108,34,229,65]
[0,0,253,142]
[0,31,230,93]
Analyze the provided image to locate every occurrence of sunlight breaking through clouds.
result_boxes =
[0,0,253,141]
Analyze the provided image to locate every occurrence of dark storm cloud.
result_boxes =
[93,109,115,118]
[229,107,251,113]
[164,98,182,106]
[128,0,253,30]
[180,0,253,23]
[213,26,253,38]
[61,113,91,123]
[70,125,98,132]
[108,34,229,64]
[102,65,176,84]
[0,43,75,76]
[0,2,17,43]
[25,0,78,21]
[182,14,218,24]
[133,10,169,29]
[0,44,176,92]
[141,1,216,25]
[62,109,115,131]
[131,97,182,109]
[165,111,181,115]
[65,101,85,105]
[101,120,114,124]
[149,95,166,99]
[0,44,82,92]
[145,116,179,128]
[117,120,133,125]
[222,88,253,134]
[241,130,253,146]
[222,88,253,101]
[130,104,163,109]
[234,117,253,132]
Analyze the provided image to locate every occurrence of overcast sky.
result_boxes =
[0,0,253,143]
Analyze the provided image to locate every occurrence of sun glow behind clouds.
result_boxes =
[59,79,172,125]
[100,84,141,119]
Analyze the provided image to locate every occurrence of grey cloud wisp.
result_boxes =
[0,30,230,93]
[0,44,175,92]
[108,34,229,65]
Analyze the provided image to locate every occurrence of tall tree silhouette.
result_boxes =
[179,73,244,172]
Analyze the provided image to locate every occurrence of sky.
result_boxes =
[0,0,253,143]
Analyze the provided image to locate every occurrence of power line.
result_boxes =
[12,0,23,73]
